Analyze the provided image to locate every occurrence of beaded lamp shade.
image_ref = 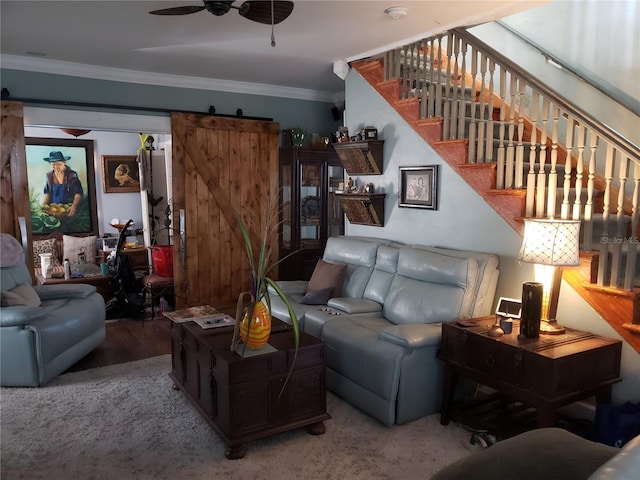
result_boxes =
[519,219,581,266]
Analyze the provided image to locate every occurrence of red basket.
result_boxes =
[150,245,174,277]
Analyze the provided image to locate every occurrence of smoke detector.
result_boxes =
[385,6,408,19]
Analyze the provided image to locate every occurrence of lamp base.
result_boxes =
[540,319,565,335]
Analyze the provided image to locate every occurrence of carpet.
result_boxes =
[1,355,474,480]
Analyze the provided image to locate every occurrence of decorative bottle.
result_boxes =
[520,282,543,338]
[63,258,71,279]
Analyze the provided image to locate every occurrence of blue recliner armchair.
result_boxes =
[1,233,106,386]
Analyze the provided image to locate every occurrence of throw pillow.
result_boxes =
[1,283,41,307]
[306,259,347,297]
[300,287,334,305]
[32,238,61,267]
[63,235,98,265]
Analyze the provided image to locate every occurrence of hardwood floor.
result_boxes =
[65,316,172,373]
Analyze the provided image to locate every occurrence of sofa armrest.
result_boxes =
[0,306,47,326]
[327,297,382,314]
[379,323,442,348]
[34,284,97,300]
[268,281,308,296]
[589,433,640,480]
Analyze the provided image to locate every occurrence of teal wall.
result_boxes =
[1,68,341,140]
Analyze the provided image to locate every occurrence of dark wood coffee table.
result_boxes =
[169,319,330,459]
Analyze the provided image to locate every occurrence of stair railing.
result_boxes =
[383,28,639,291]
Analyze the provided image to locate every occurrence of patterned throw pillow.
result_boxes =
[32,238,61,267]
[63,235,98,265]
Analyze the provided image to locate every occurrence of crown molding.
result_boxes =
[1,54,340,103]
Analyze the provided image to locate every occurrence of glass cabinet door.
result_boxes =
[327,164,345,239]
[300,163,320,251]
[280,163,292,251]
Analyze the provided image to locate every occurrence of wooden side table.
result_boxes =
[439,316,622,431]
[36,272,114,302]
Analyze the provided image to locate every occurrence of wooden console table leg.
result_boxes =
[537,405,556,428]
[440,364,457,426]
[226,443,248,460]
[306,421,326,435]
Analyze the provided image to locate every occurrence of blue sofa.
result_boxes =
[1,233,106,387]
[268,236,499,425]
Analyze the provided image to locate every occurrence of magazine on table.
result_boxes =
[164,305,235,328]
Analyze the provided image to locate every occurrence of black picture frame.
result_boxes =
[399,165,439,209]
[25,137,99,236]
[102,155,141,193]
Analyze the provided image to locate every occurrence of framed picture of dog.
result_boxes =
[102,155,141,193]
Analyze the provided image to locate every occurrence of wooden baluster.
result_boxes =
[410,41,419,98]
[561,116,575,220]
[573,124,586,221]
[496,68,507,189]
[443,33,454,140]
[468,46,478,163]
[420,40,429,118]
[484,59,496,164]
[427,38,436,118]
[476,53,487,163]
[505,76,519,189]
[525,91,539,217]
[611,156,629,287]
[449,35,461,139]
[583,129,599,251]
[535,98,549,217]
[598,144,616,286]
[546,104,560,218]
[435,35,444,118]
[457,39,468,140]
[514,80,527,188]
[624,161,640,290]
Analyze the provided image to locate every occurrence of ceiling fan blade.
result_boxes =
[239,1,294,25]
[149,5,206,16]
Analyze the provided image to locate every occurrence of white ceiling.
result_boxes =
[0,1,547,102]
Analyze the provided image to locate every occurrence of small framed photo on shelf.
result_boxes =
[399,165,439,210]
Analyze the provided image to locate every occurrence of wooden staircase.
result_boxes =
[353,58,640,354]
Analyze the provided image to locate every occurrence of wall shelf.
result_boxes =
[335,193,386,227]
[333,140,384,175]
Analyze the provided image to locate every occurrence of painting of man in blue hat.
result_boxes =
[41,150,84,216]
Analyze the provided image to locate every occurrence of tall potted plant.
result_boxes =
[234,210,299,352]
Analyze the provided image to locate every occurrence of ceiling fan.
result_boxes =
[149,1,294,25]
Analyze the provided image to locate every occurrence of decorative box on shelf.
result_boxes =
[332,140,384,175]
[335,193,386,227]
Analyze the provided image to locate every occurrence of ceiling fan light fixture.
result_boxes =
[384,6,408,20]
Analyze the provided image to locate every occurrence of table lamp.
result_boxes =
[518,218,581,334]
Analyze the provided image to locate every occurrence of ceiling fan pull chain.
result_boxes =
[270,0,276,47]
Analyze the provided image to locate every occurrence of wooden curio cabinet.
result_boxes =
[279,147,345,280]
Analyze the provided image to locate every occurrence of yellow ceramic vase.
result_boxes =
[239,301,271,350]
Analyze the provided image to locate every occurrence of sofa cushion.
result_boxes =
[1,283,41,307]
[430,428,618,480]
[307,259,347,297]
[63,235,98,265]
[32,238,61,267]
[382,249,478,324]
[323,237,380,298]
[300,287,334,305]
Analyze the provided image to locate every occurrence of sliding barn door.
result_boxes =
[171,113,280,310]
[1,101,34,275]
